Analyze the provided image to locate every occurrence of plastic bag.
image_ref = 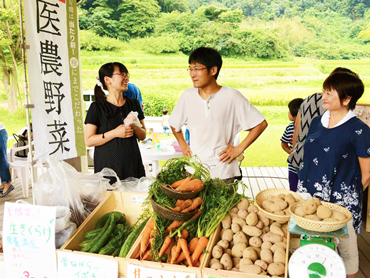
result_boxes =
[55,222,77,248]
[55,206,72,233]
[116,176,153,192]
[123,111,142,127]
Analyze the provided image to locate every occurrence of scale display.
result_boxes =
[289,244,346,278]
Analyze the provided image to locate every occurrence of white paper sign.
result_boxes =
[3,202,57,278]
[57,251,118,278]
[127,263,196,278]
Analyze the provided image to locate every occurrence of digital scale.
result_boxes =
[288,235,346,278]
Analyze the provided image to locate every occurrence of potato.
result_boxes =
[233,231,248,245]
[248,204,259,213]
[224,248,232,255]
[222,229,234,242]
[278,194,286,199]
[246,212,259,226]
[231,267,239,272]
[255,260,268,270]
[249,246,261,258]
[262,232,283,244]
[304,214,322,221]
[269,203,282,212]
[267,262,285,276]
[274,198,288,210]
[212,245,224,259]
[238,209,248,219]
[333,210,347,221]
[255,220,264,229]
[303,200,318,215]
[230,207,239,213]
[220,253,233,270]
[231,223,241,233]
[230,212,239,219]
[261,241,273,250]
[262,226,270,233]
[270,222,281,228]
[294,206,306,217]
[239,258,253,267]
[211,262,224,270]
[243,225,263,237]
[285,194,296,206]
[270,225,284,237]
[222,214,232,229]
[243,247,258,261]
[240,265,262,274]
[270,242,286,253]
[232,217,247,228]
[262,200,274,210]
[217,239,229,249]
[260,249,273,264]
[249,236,262,248]
[209,258,220,266]
[312,197,322,207]
[283,208,291,216]
[232,243,247,258]
[273,248,286,263]
[257,211,270,227]
[316,205,331,219]
[237,198,250,210]
[274,210,285,215]
[232,257,241,268]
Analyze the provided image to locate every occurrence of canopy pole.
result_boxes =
[19,0,35,204]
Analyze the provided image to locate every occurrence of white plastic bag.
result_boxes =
[116,176,153,192]
[123,111,142,127]
[55,222,77,248]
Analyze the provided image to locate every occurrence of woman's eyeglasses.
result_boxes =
[112,72,130,78]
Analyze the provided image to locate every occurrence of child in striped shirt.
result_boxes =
[281,98,303,191]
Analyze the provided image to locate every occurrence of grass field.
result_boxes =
[1,50,369,167]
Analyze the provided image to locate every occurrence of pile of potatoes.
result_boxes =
[208,198,288,277]
[261,193,298,216]
[292,198,348,222]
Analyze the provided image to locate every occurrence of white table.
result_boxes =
[139,147,183,177]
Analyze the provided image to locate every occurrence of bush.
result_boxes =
[139,35,181,54]
[79,30,125,51]
[143,89,179,116]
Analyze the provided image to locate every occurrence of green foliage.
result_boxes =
[139,35,181,54]
[79,30,125,51]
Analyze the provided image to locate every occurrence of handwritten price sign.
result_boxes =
[3,202,57,278]
[127,263,196,278]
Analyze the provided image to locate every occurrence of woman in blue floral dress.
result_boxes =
[297,69,370,278]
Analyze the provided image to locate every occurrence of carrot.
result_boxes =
[140,218,155,255]
[171,177,191,188]
[193,260,200,267]
[181,197,202,213]
[191,236,208,263]
[180,229,189,240]
[175,199,185,207]
[179,238,193,267]
[188,238,199,254]
[142,249,151,260]
[170,245,180,264]
[158,236,172,258]
[172,199,192,212]
[175,251,186,264]
[175,179,203,192]
[166,220,184,232]
[199,253,204,263]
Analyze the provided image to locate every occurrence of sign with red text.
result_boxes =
[127,263,196,278]
[3,202,57,278]
[57,251,118,278]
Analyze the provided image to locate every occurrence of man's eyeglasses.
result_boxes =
[113,72,130,78]
[187,67,207,73]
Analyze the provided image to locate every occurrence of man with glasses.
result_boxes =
[169,47,267,182]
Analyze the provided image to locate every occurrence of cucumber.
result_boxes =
[95,211,126,229]
[89,214,116,253]
[118,217,150,258]
[83,228,103,240]
[79,239,92,248]
[81,214,113,252]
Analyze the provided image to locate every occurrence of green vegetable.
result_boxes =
[81,216,112,252]
[95,211,126,229]
[113,247,121,257]
[98,224,132,255]
[79,239,93,248]
[83,228,103,240]
[119,217,150,258]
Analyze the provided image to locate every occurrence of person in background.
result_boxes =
[280,98,303,191]
[123,83,143,112]
[0,122,14,197]
[169,47,267,182]
[161,109,171,136]
[297,69,370,278]
[85,62,146,180]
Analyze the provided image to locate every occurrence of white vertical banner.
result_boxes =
[24,0,85,160]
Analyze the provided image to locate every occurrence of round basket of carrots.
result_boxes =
[150,196,201,221]
[160,177,204,200]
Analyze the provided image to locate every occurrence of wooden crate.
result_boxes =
[60,191,147,278]
[202,224,290,278]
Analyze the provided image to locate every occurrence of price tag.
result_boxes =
[57,251,118,278]
[3,202,57,278]
[127,263,196,278]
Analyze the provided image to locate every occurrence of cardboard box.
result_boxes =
[61,191,147,277]
[202,224,290,278]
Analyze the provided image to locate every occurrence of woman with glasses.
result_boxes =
[84,62,146,180]
[297,70,370,278]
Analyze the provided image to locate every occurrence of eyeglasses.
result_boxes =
[112,72,130,78]
[187,67,207,73]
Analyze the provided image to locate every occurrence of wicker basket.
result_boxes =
[150,196,197,221]
[159,183,203,200]
[254,188,304,222]
[289,201,352,232]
